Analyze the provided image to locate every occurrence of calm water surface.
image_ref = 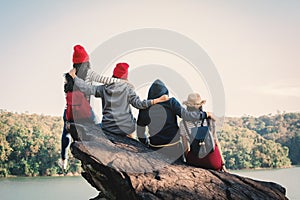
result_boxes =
[0,176,98,200]
[0,167,299,200]
[233,167,300,200]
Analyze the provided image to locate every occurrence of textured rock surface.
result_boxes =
[70,123,288,200]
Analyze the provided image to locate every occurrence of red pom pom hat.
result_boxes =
[72,45,89,64]
[113,63,129,79]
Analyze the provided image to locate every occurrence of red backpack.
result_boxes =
[66,91,91,121]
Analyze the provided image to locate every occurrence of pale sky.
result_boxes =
[0,0,299,117]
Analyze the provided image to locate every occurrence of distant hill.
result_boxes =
[0,109,298,177]
[224,112,300,165]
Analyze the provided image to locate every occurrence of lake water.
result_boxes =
[0,176,98,200]
[0,167,299,200]
[233,167,300,200]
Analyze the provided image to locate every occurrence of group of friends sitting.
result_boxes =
[58,44,228,173]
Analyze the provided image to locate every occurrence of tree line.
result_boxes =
[0,110,81,177]
[224,112,300,166]
[0,110,298,177]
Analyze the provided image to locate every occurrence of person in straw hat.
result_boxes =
[179,92,228,172]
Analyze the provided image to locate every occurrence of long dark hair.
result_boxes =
[64,73,76,93]
[73,62,90,80]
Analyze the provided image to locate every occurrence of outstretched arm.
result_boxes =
[171,98,206,121]
[180,108,207,121]
[87,69,120,85]
[69,69,104,97]
[128,87,169,109]
[171,98,216,122]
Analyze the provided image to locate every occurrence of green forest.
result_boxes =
[0,110,299,177]
[222,112,300,168]
[0,110,81,177]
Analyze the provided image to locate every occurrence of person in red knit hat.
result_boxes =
[113,63,129,79]
[58,45,120,172]
[72,44,89,63]
[69,62,169,138]
[72,44,120,85]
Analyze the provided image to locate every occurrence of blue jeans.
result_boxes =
[61,108,97,160]
[61,109,71,160]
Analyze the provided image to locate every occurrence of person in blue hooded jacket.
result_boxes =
[137,79,213,161]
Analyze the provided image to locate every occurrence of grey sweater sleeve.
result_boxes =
[128,86,152,109]
[172,98,207,121]
[181,108,207,122]
[74,76,104,97]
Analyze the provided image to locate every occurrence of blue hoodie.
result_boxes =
[137,79,207,146]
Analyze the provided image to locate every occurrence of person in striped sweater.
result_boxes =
[179,93,228,172]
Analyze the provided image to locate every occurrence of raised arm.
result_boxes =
[172,98,207,122]
[127,86,169,109]
[86,69,120,85]
[69,69,104,97]
[181,107,207,121]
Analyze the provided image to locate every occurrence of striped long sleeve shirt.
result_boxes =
[85,69,121,85]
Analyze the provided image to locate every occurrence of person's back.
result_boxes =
[181,119,225,171]
[137,79,182,145]
[100,81,148,135]
[142,99,181,145]
[179,93,228,172]
[137,80,209,161]
[65,74,92,122]
[71,63,169,137]
[59,44,120,172]
[59,72,93,172]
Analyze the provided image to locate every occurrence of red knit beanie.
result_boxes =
[113,63,129,79]
[72,45,89,64]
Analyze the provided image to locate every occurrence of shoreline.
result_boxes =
[1,165,298,179]
[0,172,81,179]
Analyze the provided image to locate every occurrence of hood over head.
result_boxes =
[147,79,169,99]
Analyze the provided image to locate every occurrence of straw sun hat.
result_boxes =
[183,93,206,108]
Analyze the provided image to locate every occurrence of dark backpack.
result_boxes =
[183,119,215,159]
[65,91,91,121]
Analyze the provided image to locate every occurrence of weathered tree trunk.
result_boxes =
[70,123,288,200]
